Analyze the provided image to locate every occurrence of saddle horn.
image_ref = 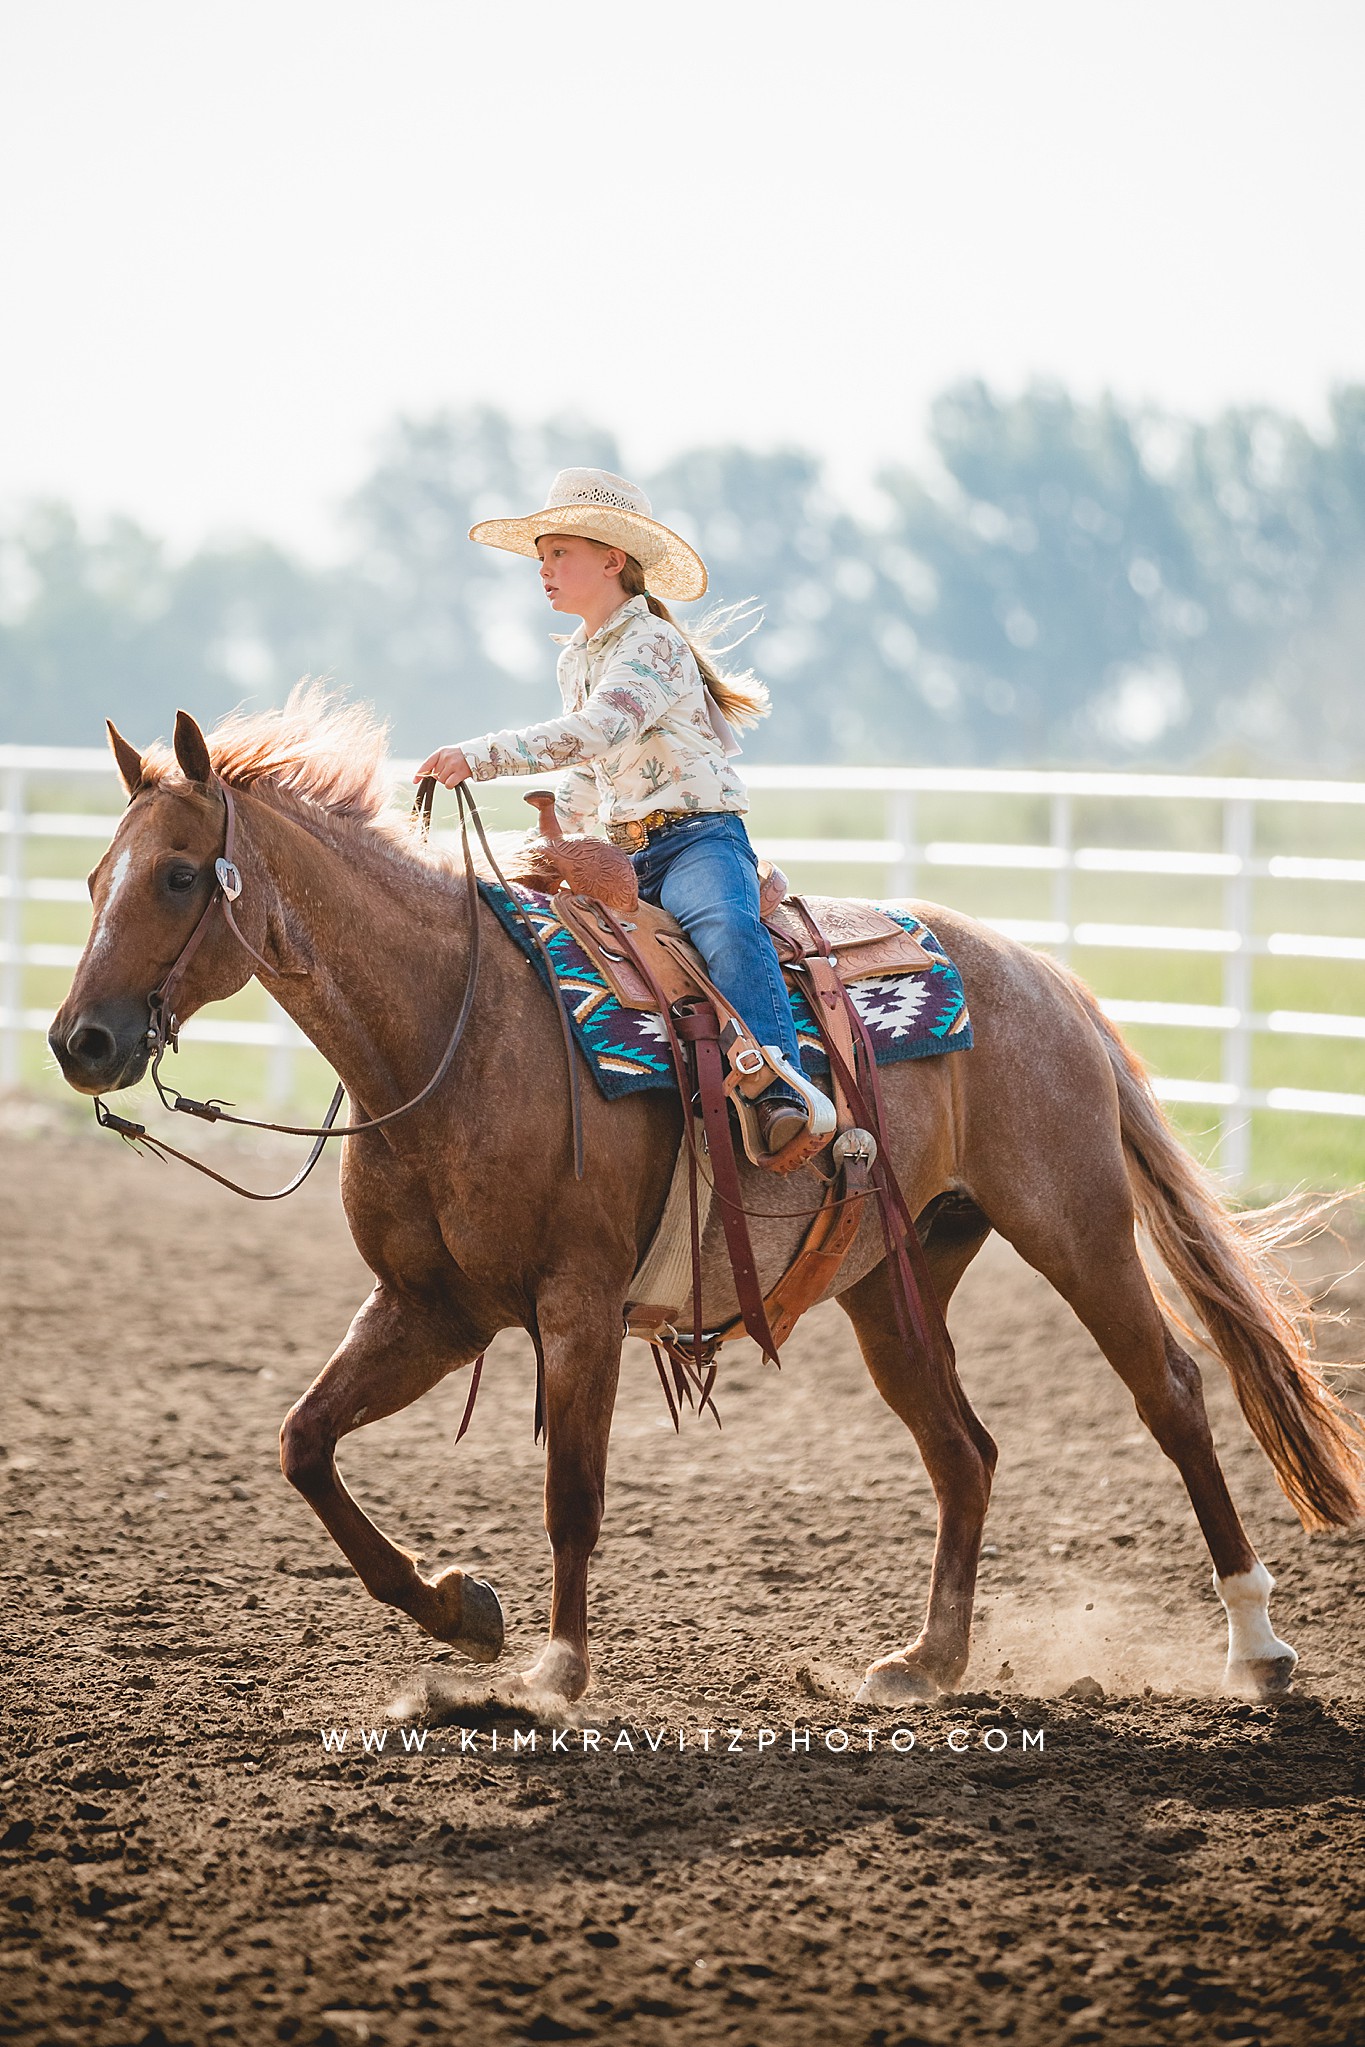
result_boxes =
[520,791,639,913]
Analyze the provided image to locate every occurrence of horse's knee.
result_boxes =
[946,1382,998,1493]
[280,1401,333,1492]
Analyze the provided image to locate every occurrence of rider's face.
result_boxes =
[535,534,627,619]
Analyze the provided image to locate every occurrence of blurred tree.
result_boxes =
[3,387,1365,772]
[881,382,1212,761]
[645,442,902,762]
[340,407,622,747]
[0,502,331,749]
[1174,390,1365,762]
[874,379,1365,768]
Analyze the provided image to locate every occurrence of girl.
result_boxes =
[415,466,831,1156]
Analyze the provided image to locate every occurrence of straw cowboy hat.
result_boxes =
[468,467,708,602]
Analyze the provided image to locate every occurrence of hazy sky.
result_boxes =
[2,0,1362,555]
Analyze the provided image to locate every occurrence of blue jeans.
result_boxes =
[632,812,803,1099]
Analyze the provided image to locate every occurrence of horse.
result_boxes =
[48,688,1365,1708]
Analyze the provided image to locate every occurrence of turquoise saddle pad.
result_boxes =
[480,883,972,1100]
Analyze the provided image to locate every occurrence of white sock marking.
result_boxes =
[1214,1562,1296,1668]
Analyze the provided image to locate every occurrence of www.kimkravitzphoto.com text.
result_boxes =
[317,1723,1049,1757]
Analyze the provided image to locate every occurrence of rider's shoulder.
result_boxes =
[620,606,692,665]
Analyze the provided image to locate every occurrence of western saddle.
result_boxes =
[509,794,953,1409]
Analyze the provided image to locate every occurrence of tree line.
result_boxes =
[3,383,1364,770]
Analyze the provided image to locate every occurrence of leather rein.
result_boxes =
[93,774,585,1199]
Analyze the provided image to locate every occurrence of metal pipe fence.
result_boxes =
[4,747,1364,1183]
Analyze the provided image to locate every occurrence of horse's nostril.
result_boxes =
[66,1023,119,1069]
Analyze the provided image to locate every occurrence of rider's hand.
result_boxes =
[415,746,472,789]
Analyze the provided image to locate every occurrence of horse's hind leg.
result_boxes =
[988,1187,1297,1698]
[279,1286,504,1662]
[841,1200,997,1703]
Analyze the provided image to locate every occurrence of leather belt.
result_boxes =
[606,809,693,851]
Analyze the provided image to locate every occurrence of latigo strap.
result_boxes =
[673,1004,781,1363]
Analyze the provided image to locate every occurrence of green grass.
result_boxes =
[11,772,1365,1196]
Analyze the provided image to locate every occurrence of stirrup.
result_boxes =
[732,1050,836,1169]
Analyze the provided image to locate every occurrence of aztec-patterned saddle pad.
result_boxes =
[480,883,971,1100]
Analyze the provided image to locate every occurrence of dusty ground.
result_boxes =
[2,1115,1363,2046]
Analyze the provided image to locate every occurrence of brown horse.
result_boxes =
[49,690,1365,1706]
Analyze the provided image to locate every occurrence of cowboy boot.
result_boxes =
[755,1090,810,1154]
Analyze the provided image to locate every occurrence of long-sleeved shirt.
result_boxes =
[460,595,749,832]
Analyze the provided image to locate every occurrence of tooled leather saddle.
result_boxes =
[514,791,933,1162]
[505,793,954,1402]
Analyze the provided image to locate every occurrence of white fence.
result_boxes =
[4,748,1364,1183]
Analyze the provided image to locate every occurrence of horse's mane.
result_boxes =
[143,682,394,824]
[142,681,534,888]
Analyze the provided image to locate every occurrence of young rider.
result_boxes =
[415,467,832,1155]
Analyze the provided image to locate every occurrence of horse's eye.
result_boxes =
[166,865,198,894]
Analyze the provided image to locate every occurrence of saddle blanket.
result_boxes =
[481,882,972,1101]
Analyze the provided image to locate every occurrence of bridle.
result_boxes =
[93,772,584,1198]
[142,774,279,1069]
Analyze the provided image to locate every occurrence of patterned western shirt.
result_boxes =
[459,595,748,832]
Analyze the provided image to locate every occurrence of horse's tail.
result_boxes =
[1043,955,1365,1532]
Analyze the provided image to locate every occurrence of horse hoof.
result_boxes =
[856,1658,943,1706]
[426,1568,505,1662]
[1225,1649,1298,1700]
[518,1638,588,1705]
[458,1575,506,1662]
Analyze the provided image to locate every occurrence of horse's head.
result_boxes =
[49,712,263,1095]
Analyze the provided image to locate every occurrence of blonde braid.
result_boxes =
[617,555,771,731]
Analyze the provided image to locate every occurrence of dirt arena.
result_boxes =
[2,1114,1363,2046]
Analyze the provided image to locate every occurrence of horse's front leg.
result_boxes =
[518,1289,623,1705]
[279,1286,504,1661]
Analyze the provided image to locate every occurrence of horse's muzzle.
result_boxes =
[48,1001,151,1095]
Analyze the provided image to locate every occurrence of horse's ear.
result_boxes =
[173,710,213,786]
[106,720,144,798]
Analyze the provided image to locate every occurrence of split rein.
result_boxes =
[93,774,585,1200]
